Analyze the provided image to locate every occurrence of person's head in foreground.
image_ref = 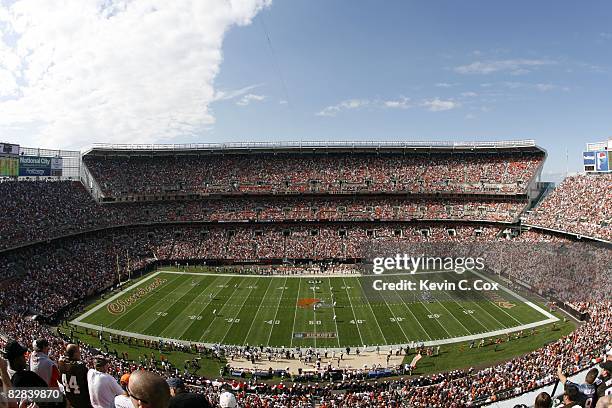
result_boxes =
[3,340,28,371]
[218,391,237,408]
[166,377,185,397]
[534,392,552,408]
[562,385,581,408]
[127,370,171,408]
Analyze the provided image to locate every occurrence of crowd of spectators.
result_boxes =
[83,152,543,197]
[0,180,528,251]
[0,180,112,250]
[524,173,612,241]
[113,197,526,224]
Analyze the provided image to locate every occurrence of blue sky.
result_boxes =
[209,1,612,179]
[1,0,611,180]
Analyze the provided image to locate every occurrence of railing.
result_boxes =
[87,140,538,152]
[80,160,105,201]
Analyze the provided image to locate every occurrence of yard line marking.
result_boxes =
[241,277,274,346]
[420,272,473,336]
[355,278,389,345]
[417,293,454,338]
[372,282,411,343]
[442,273,506,331]
[289,278,302,348]
[175,276,232,340]
[326,278,341,348]
[431,295,472,336]
[440,290,491,332]
[218,277,260,345]
[197,277,247,343]
[467,270,526,325]
[393,290,432,341]
[157,276,217,338]
[266,277,288,347]
[341,277,365,347]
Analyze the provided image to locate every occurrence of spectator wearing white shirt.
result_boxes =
[87,357,123,408]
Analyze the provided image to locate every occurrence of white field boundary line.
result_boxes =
[468,269,558,322]
[71,271,162,325]
[71,271,560,352]
[152,269,455,278]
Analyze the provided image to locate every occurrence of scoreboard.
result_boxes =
[0,157,19,177]
[583,140,611,173]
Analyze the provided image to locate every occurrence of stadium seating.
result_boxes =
[83,153,543,196]
[0,180,528,251]
[523,173,612,241]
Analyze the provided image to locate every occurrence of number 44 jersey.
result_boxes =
[58,357,93,408]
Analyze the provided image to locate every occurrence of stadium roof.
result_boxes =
[84,140,546,156]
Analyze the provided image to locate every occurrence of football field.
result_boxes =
[72,270,557,349]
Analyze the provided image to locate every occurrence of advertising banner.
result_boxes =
[19,155,52,176]
[595,151,609,172]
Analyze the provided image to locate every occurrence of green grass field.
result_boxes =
[72,269,556,349]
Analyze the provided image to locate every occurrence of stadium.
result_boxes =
[0,140,610,408]
[1,2,612,408]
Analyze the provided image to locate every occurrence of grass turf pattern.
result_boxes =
[75,270,551,349]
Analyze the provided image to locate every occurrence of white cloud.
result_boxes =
[317,95,463,116]
[316,99,370,117]
[600,32,612,40]
[435,82,453,88]
[0,0,271,149]
[501,82,569,92]
[236,93,265,106]
[454,59,556,75]
[460,91,477,97]
[422,98,459,112]
[382,96,410,109]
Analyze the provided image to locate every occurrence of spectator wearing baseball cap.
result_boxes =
[218,391,236,408]
[86,356,123,408]
[114,373,132,408]
[166,377,211,408]
[3,340,47,389]
[30,338,60,387]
